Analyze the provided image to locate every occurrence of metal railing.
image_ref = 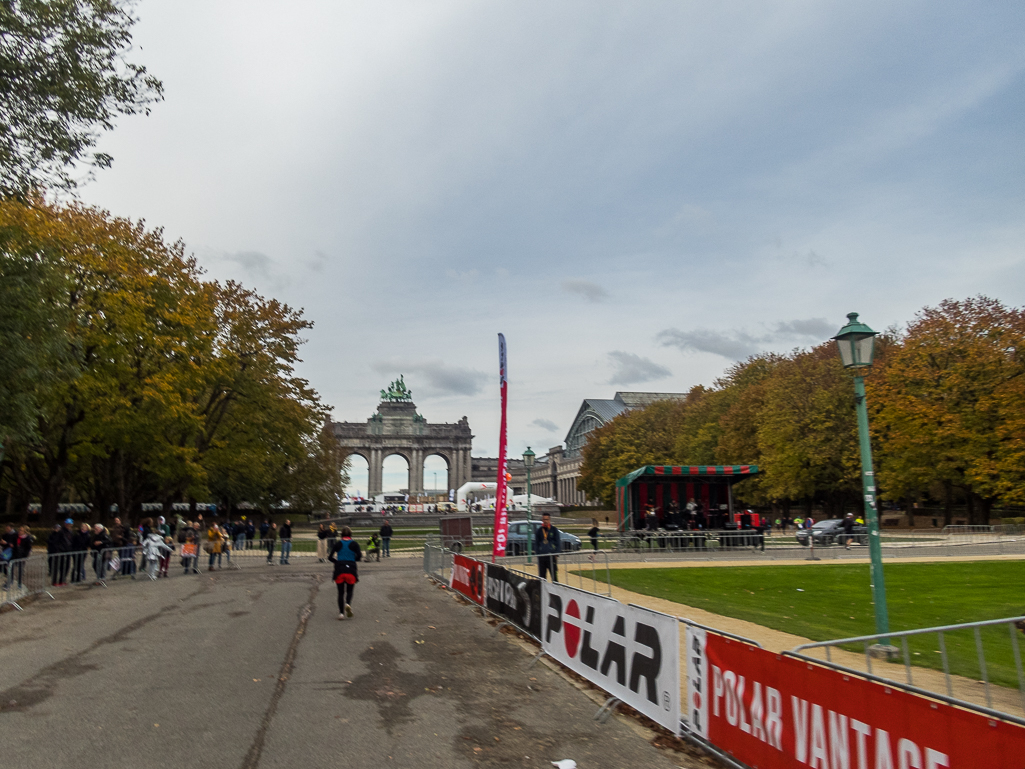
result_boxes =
[786,615,1025,724]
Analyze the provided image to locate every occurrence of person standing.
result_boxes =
[207,523,225,570]
[328,526,362,619]
[379,521,393,558]
[47,522,72,586]
[234,519,246,551]
[265,522,277,564]
[316,524,330,562]
[534,513,561,583]
[71,523,91,583]
[587,519,600,551]
[279,520,292,565]
[245,520,255,550]
[90,524,112,584]
[10,526,34,588]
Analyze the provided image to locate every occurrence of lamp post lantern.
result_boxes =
[523,447,536,564]
[833,312,894,652]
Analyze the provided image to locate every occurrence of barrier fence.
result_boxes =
[423,544,1025,769]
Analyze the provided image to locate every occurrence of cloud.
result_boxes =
[531,418,559,432]
[371,359,488,397]
[561,279,609,303]
[607,351,672,385]
[222,250,275,279]
[657,317,835,360]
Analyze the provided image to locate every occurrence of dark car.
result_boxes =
[506,521,582,555]
[795,518,868,547]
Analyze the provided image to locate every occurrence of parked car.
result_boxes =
[795,519,868,547]
[506,521,582,555]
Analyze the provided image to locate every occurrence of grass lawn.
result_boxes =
[597,561,1025,690]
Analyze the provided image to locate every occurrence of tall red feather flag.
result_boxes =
[492,333,509,560]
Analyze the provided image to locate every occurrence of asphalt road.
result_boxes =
[0,558,701,769]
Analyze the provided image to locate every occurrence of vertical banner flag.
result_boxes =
[492,333,509,559]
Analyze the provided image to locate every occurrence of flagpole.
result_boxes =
[492,333,510,562]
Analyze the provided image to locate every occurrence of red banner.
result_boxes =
[492,333,509,559]
[687,627,1025,769]
[450,553,485,604]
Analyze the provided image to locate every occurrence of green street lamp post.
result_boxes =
[833,312,894,652]
[523,447,536,564]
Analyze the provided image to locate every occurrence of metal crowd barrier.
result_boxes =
[498,549,613,597]
[786,615,1025,722]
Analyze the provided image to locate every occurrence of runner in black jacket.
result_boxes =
[328,527,362,620]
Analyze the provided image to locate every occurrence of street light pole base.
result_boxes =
[868,643,900,660]
[805,556,821,561]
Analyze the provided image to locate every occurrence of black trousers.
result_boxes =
[538,555,558,582]
[336,581,354,611]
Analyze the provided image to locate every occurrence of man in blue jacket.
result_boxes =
[534,513,561,583]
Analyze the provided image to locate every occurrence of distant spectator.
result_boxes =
[8,526,34,588]
[90,524,112,584]
[47,522,72,586]
[366,533,381,562]
[245,520,255,549]
[279,520,292,565]
[206,524,225,571]
[316,524,330,563]
[265,522,277,564]
[534,513,561,583]
[379,521,393,558]
[71,524,91,583]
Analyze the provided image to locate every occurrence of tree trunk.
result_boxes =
[906,497,915,528]
[943,482,953,526]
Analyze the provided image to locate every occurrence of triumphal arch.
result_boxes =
[329,377,473,497]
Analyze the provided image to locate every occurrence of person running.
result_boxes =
[328,527,362,619]
[587,519,600,551]
[841,512,856,549]
[534,513,561,583]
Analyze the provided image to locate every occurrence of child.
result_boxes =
[142,531,172,580]
[158,536,174,578]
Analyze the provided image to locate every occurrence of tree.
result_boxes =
[755,345,861,515]
[0,0,163,197]
[579,397,691,507]
[869,297,1025,522]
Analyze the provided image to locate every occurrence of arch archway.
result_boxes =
[423,454,450,497]
[346,453,370,499]
[381,453,410,495]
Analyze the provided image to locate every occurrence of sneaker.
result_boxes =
[338,613,345,620]
[345,604,353,618]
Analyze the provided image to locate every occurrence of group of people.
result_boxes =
[315,521,393,563]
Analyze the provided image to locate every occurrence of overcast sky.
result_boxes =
[80,1,1025,490]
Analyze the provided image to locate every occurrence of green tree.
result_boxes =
[756,345,861,515]
[0,0,162,197]
[869,297,1025,522]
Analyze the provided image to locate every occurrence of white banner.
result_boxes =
[541,582,680,735]
[684,624,708,738]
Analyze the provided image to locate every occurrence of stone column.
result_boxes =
[369,448,383,498]
[410,448,424,495]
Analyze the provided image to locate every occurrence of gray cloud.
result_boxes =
[773,317,835,337]
[562,279,609,303]
[657,317,835,359]
[371,359,488,397]
[607,351,672,385]
[222,250,275,279]
[531,418,559,432]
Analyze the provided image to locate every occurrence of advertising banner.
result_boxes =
[492,333,509,559]
[485,563,542,638]
[685,626,1025,769]
[542,582,680,734]
[449,553,486,605]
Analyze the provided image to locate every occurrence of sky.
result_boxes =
[80,1,1025,491]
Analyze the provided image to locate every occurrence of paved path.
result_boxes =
[0,559,704,769]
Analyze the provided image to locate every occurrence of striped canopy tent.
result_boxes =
[614,465,759,531]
